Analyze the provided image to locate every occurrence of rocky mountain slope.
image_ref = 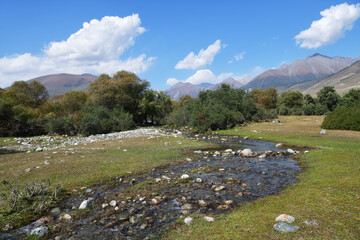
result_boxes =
[288,60,360,96]
[27,73,97,96]
[241,53,359,91]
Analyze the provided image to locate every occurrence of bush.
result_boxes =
[79,106,135,136]
[46,116,76,135]
[321,105,360,131]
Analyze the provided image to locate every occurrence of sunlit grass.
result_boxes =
[165,116,360,239]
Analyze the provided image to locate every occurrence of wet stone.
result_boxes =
[273,222,298,232]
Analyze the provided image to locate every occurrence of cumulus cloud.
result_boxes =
[175,40,222,69]
[295,3,360,49]
[0,14,155,87]
[166,69,252,86]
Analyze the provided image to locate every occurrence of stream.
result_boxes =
[0,132,302,240]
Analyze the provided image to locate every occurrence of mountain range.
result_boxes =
[241,53,359,91]
[10,53,360,99]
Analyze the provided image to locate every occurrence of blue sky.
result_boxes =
[0,0,359,90]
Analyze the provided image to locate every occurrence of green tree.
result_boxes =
[279,91,303,108]
[317,86,340,111]
[88,71,149,121]
[250,87,278,109]
[4,81,48,108]
[61,91,88,115]
[340,88,360,107]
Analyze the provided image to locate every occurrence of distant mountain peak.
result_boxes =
[309,53,331,59]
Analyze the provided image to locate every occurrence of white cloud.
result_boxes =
[166,69,252,86]
[175,40,222,69]
[234,51,247,61]
[166,78,180,85]
[295,3,360,49]
[0,14,155,87]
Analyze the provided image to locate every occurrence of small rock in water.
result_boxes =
[109,200,117,207]
[180,174,190,179]
[79,200,89,209]
[224,149,232,153]
[273,222,298,232]
[304,150,310,153]
[240,148,254,157]
[151,198,161,205]
[181,203,193,210]
[60,213,72,221]
[198,200,208,207]
[275,214,295,223]
[85,189,93,193]
[275,143,283,148]
[184,216,193,225]
[224,200,234,205]
[30,226,48,237]
[204,216,214,222]
[102,203,109,208]
[195,177,203,183]
[287,149,295,154]
[194,150,202,154]
[214,185,226,192]
[162,175,171,180]
[186,158,192,162]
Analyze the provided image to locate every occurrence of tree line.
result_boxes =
[1,70,359,136]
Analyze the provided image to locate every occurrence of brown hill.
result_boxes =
[241,53,359,91]
[27,73,97,96]
[288,61,360,96]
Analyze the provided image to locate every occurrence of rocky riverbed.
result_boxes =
[0,130,303,240]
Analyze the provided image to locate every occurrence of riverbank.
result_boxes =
[166,116,360,239]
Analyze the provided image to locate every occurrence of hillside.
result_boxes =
[288,60,360,96]
[27,73,97,96]
[241,53,359,91]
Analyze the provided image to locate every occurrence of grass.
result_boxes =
[165,116,360,240]
[0,131,213,230]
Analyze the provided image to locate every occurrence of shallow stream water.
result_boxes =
[0,132,302,240]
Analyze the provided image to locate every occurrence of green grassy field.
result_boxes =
[0,132,213,230]
[165,116,360,240]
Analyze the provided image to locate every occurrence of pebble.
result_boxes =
[180,174,190,179]
[30,226,48,237]
[50,207,61,217]
[86,189,93,193]
[198,200,208,207]
[240,149,254,157]
[79,200,90,209]
[184,217,193,225]
[25,168,31,173]
[273,222,298,232]
[109,200,117,207]
[186,158,192,162]
[214,185,226,192]
[151,198,161,204]
[275,214,295,223]
[224,149,232,153]
[304,220,319,226]
[275,143,283,148]
[155,178,162,182]
[204,216,214,222]
[195,178,203,183]
[181,203,193,210]
[287,149,295,154]
[60,213,72,221]
[102,203,109,208]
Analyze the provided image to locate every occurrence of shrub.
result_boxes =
[321,105,360,131]
[46,116,76,135]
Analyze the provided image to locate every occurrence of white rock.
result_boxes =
[114,207,119,211]
[162,175,171,181]
[30,226,48,237]
[35,147,43,152]
[214,185,226,191]
[186,158,192,162]
[155,178,162,182]
[181,203,193,210]
[275,143,283,148]
[287,149,295,154]
[151,198,160,204]
[109,200,117,207]
[60,213,72,220]
[194,150,202,154]
[304,150,310,153]
[241,149,254,157]
[204,216,214,222]
[180,174,190,179]
[79,200,89,209]
[184,216,193,225]
[224,149,233,153]
[44,160,50,165]
[25,168,31,173]
[258,154,266,159]
[102,203,109,209]
[195,178,203,183]
[275,214,295,223]
[198,200,208,207]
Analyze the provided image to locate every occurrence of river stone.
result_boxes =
[162,175,171,180]
[273,222,298,232]
[195,177,203,183]
[151,198,160,204]
[50,207,61,217]
[198,200,208,207]
[275,143,283,148]
[275,214,295,223]
[184,217,193,225]
[79,200,89,209]
[241,149,254,157]
[224,200,234,205]
[102,203,109,208]
[30,226,48,237]
[204,216,214,222]
[109,200,117,207]
[180,174,190,179]
[181,203,193,210]
[186,158,192,162]
[224,149,233,153]
[214,185,226,192]
[60,213,72,221]
[287,149,295,154]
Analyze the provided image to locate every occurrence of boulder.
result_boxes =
[275,214,295,223]
[273,222,298,232]
[30,226,48,237]
[240,149,254,157]
[184,217,193,225]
